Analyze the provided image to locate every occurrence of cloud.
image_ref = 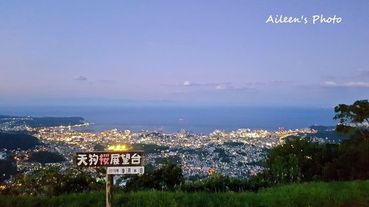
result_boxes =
[179,81,215,87]
[215,84,227,90]
[179,81,254,91]
[181,81,225,87]
[346,81,369,88]
[320,68,369,89]
[214,83,252,91]
[321,80,369,88]
[183,81,193,86]
[322,81,338,87]
[97,79,116,84]
[162,80,293,92]
[74,75,88,81]
[161,80,294,96]
[356,69,369,78]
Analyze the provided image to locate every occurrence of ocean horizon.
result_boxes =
[0,105,336,133]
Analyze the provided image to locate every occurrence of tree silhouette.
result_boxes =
[334,99,369,134]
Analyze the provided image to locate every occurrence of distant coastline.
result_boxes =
[1,106,335,134]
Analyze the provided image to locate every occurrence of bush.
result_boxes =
[1,180,369,207]
[2,166,103,196]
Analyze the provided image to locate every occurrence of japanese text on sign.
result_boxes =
[107,166,144,175]
[75,151,144,167]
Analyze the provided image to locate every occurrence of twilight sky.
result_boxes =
[0,0,369,107]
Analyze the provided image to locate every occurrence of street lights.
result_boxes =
[107,144,130,152]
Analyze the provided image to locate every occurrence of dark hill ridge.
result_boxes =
[0,132,40,150]
[309,125,335,131]
[23,116,85,128]
[309,125,349,142]
[0,115,85,128]
[29,151,66,164]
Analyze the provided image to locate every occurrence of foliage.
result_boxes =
[93,144,105,151]
[179,173,251,192]
[325,132,369,180]
[259,132,369,184]
[2,166,103,196]
[2,180,369,207]
[256,100,369,185]
[334,99,369,134]
[262,139,339,184]
[0,159,17,182]
[125,163,184,191]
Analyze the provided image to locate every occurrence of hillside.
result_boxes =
[308,125,349,142]
[0,132,40,150]
[1,180,369,207]
[29,151,66,164]
[0,115,85,129]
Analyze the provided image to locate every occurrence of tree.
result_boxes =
[334,100,369,134]
[125,163,183,191]
[154,163,184,190]
[325,133,369,181]
[0,159,17,182]
[258,100,369,185]
[261,136,344,184]
[3,166,102,196]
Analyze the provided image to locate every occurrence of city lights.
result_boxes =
[107,144,130,152]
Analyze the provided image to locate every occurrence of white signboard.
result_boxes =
[107,166,145,175]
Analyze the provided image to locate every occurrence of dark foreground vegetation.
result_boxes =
[1,180,369,207]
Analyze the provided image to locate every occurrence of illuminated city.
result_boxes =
[1,116,321,179]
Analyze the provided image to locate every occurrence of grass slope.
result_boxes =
[1,180,369,207]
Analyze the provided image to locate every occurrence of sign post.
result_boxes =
[106,174,113,207]
[75,150,144,207]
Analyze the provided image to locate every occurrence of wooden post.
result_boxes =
[106,174,113,207]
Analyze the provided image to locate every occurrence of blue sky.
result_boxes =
[0,0,368,107]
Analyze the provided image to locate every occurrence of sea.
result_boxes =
[0,105,335,134]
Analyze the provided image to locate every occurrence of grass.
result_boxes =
[1,180,369,207]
